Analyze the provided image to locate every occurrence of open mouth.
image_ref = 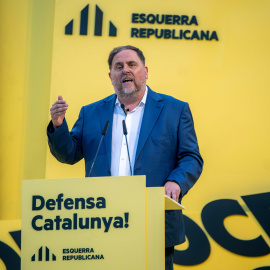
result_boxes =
[122,78,134,84]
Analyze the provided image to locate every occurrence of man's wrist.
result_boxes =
[166,180,180,186]
[52,124,58,131]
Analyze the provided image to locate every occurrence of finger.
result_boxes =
[51,105,68,113]
[51,109,67,117]
[51,105,67,113]
[165,189,172,198]
[51,104,68,112]
[172,191,177,202]
[165,185,171,196]
[172,190,180,202]
[58,95,63,100]
[50,105,68,115]
[52,101,67,108]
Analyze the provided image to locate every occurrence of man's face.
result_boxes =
[109,49,148,100]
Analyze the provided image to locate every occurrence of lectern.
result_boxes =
[21,176,183,270]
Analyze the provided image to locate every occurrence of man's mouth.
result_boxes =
[122,78,134,84]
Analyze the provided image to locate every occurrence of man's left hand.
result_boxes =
[165,181,181,202]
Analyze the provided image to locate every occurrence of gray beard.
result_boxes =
[115,80,145,100]
[117,87,140,100]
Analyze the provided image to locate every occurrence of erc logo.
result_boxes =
[65,4,117,37]
[31,246,56,262]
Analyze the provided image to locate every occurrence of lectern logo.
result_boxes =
[31,246,56,262]
[65,4,117,37]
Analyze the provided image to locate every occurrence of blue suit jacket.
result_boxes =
[47,87,203,247]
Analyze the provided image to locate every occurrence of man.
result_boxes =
[47,45,203,270]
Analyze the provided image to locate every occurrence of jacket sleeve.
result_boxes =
[47,107,84,164]
[166,103,203,198]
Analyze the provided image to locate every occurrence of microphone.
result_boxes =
[102,120,109,135]
[122,120,133,176]
[120,104,129,116]
[88,120,109,177]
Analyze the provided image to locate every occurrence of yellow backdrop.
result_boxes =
[0,0,269,269]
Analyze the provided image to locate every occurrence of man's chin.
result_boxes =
[119,88,139,100]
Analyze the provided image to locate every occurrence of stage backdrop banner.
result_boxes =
[21,176,146,270]
[1,0,270,269]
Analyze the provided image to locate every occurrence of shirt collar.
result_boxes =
[115,86,148,108]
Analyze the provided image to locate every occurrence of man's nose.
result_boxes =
[122,65,131,74]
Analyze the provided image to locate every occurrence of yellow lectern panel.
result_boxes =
[146,187,165,270]
[165,195,185,210]
[21,176,146,270]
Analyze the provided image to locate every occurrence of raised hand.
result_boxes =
[50,95,68,129]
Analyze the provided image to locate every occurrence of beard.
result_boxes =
[117,85,140,100]
[113,78,145,101]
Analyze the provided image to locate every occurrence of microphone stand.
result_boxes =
[88,120,109,177]
[122,120,133,176]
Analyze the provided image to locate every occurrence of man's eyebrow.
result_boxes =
[127,60,137,64]
[114,61,123,66]
[114,60,137,66]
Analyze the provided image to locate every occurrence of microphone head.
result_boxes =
[121,104,127,116]
[122,120,128,135]
[102,120,109,136]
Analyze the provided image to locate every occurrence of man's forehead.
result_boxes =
[112,49,141,64]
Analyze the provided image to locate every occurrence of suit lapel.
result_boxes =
[98,94,116,170]
[135,88,164,161]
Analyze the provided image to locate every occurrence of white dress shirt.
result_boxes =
[111,87,148,176]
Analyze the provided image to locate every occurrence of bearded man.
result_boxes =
[47,45,203,270]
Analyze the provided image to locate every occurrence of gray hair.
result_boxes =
[108,45,145,70]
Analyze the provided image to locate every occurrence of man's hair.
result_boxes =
[108,45,145,70]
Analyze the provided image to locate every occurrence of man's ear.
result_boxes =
[108,72,112,80]
[144,66,148,79]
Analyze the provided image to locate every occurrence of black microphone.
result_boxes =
[102,120,109,135]
[122,120,133,176]
[120,104,129,116]
[88,120,109,177]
